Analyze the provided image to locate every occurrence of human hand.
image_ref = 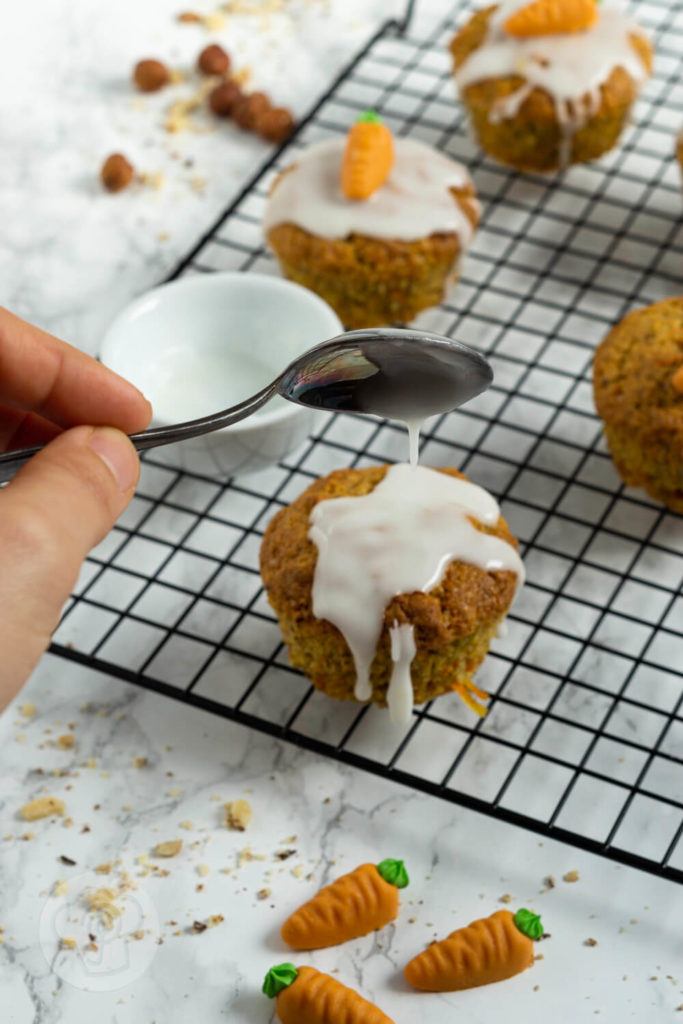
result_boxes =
[0,308,153,707]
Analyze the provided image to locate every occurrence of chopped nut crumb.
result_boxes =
[533,985,540,991]
[291,864,303,878]
[178,10,202,21]
[133,757,147,769]
[95,863,112,875]
[179,820,193,831]
[154,840,183,858]
[53,880,68,897]
[257,888,271,900]
[534,953,544,961]
[585,938,598,947]
[85,888,121,929]
[20,702,37,718]
[56,735,75,750]
[21,832,35,841]
[274,848,296,861]
[192,920,207,933]
[207,914,224,928]
[225,800,252,831]
[563,870,580,883]
[60,936,77,949]
[19,797,66,821]
[130,930,145,940]
[499,893,512,904]
[197,864,210,877]
[59,855,76,866]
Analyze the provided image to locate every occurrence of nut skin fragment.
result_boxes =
[209,80,243,116]
[100,154,134,193]
[19,797,66,821]
[255,107,295,143]
[225,799,252,831]
[134,59,170,92]
[198,44,231,75]
[154,839,183,858]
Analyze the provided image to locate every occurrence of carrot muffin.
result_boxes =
[450,0,652,172]
[260,463,524,722]
[263,113,479,329]
[593,297,683,512]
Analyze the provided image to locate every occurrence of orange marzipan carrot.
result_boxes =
[404,909,535,991]
[341,111,394,201]
[505,0,598,37]
[272,966,394,1024]
[281,862,400,950]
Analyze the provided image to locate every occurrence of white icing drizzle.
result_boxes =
[309,463,525,712]
[388,622,417,726]
[263,137,478,244]
[455,6,649,148]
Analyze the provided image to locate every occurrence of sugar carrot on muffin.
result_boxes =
[281,858,409,950]
[404,908,543,991]
[263,963,394,1024]
[505,0,598,37]
[341,111,394,200]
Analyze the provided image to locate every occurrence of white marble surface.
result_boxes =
[2,654,683,1024]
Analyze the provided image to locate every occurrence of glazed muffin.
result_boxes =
[450,0,652,172]
[593,297,683,512]
[260,464,524,721]
[263,115,479,328]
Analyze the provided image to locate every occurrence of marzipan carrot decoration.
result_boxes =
[281,858,409,950]
[404,907,543,991]
[263,963,395,1024]
[341,111,394,201]
[505,0,598,37]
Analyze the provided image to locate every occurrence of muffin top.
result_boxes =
[260,464,521,650]
[451,3,651,120]
[593,296,683,448]
[263,137,478,244]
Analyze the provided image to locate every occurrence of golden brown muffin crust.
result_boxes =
[593,297,683,509]
[260,465,518,650]
[266,180,479,328]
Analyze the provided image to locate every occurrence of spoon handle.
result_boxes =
[0,383,278,484]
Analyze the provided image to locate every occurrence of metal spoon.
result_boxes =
[0,328,492,483]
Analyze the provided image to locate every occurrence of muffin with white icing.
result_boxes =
[450,0,652,172]
[263,113,479,328]
[260,464,524,723]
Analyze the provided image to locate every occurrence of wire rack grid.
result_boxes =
[52,0,683,883]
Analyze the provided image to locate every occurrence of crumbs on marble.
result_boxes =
[154,840,183,858]
[541,874,556,893]
[133,757,148,769]
[56,734,75,750]
[95,862,113,874]
[225,799,252,831]
[197,864,210,877]
[59,855,77,866]
[60,936,77,950]
[585,937,598,947]
[257,887,271,900]
[19,796,66,821]
[499,893,512,904]
[179,820,194,831]
[192,914,224,934]
[85,888,122,929]
[563,870,580,883]
[274,848,296,861]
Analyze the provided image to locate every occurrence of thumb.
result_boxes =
[0,425,140,705]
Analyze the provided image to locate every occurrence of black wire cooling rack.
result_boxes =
[51,0,683,883]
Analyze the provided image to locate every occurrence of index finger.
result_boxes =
[0,307,153,433]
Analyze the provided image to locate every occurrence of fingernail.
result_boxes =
[89,427,139,493]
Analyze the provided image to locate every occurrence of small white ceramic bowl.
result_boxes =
[100,272,343,479]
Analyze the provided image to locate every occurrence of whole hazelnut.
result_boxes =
[133,59,170,92]
[100,154,134,192]
[208,80,243,117]
[232,91,271,130]
[255,107,295,144]
[198,44,231,76]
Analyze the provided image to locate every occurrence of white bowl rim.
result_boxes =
[99,271,344,432]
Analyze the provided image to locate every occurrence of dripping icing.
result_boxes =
[264,137,478,244]
[388,623,417,726]
[309,463,525,712]
[455,6,649,164]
